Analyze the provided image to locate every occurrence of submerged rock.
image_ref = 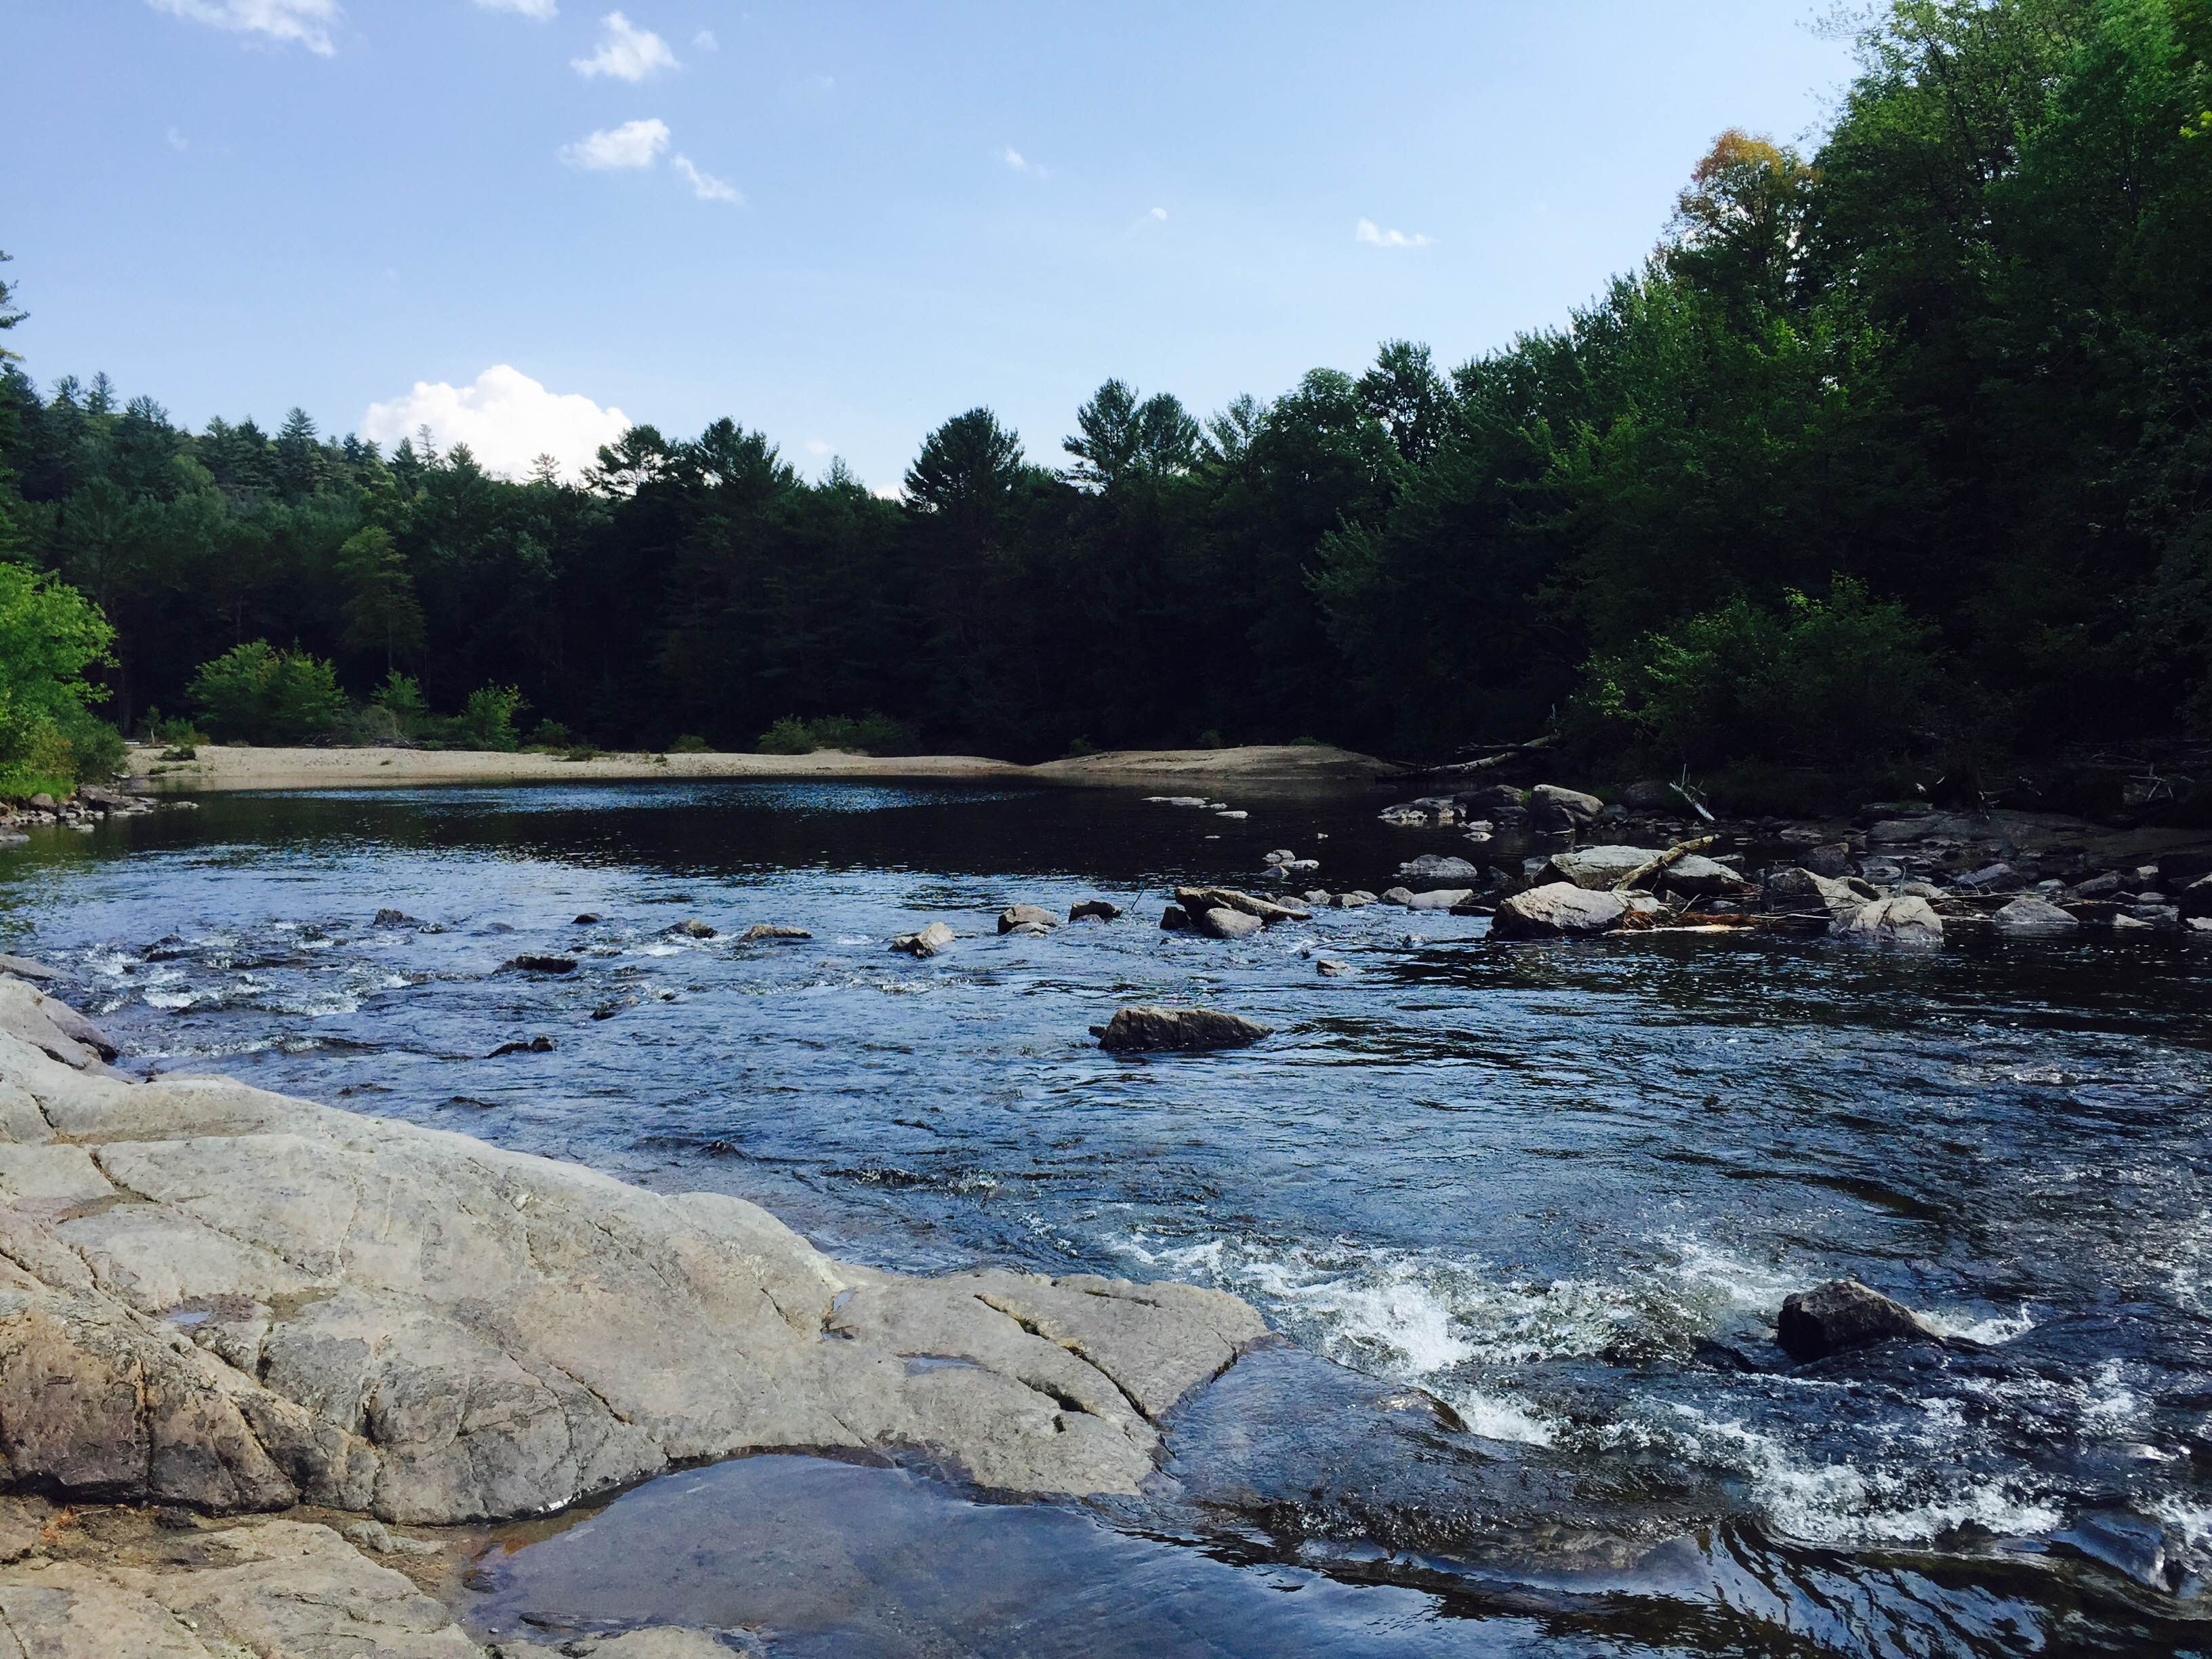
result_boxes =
[371,907,415,927]
[1316,958,1354,977]
[1490,882,1629,939]
[890,922,957,958]
[508,955,578,975]
[740,923,812,942]
[0,1017,1267,1521]
[489,1036,556,1057]
[1397,854,1480,882]
[998,905,1059,933]
[572,912,601,925]
[1069,899,1122,922]
[1092,1006,1273,1053]
[667,918,718,939]
[1775,1279,1938,1362]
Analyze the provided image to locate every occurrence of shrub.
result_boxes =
[1061,735,1099,758]
[667,733,712,754]
[455,684,528,752]
[1574,577,1942,769]
[369,672,428,739]
[527,720,575,751]
[0,565,117,798]
[754,713,918,756]
[186,642,347,744]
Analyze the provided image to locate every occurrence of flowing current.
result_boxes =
[5,781,2209,1656]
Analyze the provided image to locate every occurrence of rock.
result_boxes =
[488,1036,556,1057]
[1530,783,1603,831]
[1213,810,1247,820]
[1954,862,2016,892]
[508,955,577,975]
[1198,907,1263,940]
[1461,783,1528,815]
[1490,882,1630,940]
[371,908,415,927]
[2176,874,2212,921]
[1006,922,1052,938]
[1763,867,1865,928]
[1068,900,1121,923]
[1620,779,1674,811]
[1092,1006,1272,1053]
[1264,850,1298,865]
[573,912,601,924]
[1543,844,1741,897]
[1333,890,1378,909]
[2157,850,2212,888]
[1805,842,1854,878]
[1315,959,1353,977]
[1159,905,1189,931]
[26,794,56,813]
[1992,896,2081,934]
[667,918,718,939]
[998,905,1059,933]
[0,955,64,984]
[2114,914,2152,930]
[1775,1279,1937,1362]
[890,922,956,958]
[1171,886,1309,925]
[1303,890,1332,905]
[739,923,813,941]
[1835,896,1944,945]
[1401,888,1474,911]
[0,1017,1268,1521]
[1381,887,1415,907]
[1397,854,1480,882]
[2068,872,2125,901]
[1898,880,1944,900]
[0,977,117,1068]
[1145,796,1209,808]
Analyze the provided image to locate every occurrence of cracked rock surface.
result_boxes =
[0,1006,1267,1529]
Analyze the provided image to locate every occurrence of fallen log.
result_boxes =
[1611,835,1719,892]
[1404,734,1558,780]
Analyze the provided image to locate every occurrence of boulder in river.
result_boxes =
[1334,890,1378,909]
[1402,888,1474,911]
[0,977,118,1067]
[1620,779,1674,811]
[1530,783,1603,831]
[1199,907,1264,940]
[1172,886,1309,925]
[0,954,65,984]
[1092,1006,1273,1053]
[668,918,719,939]
[508,955,578,975]
[371,907,415,927]
[998,905,1059,933]
[489,1036,556,1057]
[1316,958,1353,977]
[1160,905,1189,931]
[572,912,601,925]
[890,922,956,958]
[1544,844,1744,897]
[1069,899,1122,922]
[2173,874,2212,920]
[1763,867,1867,929]
[1993,896,2081,934]
[1490,882,1629,939]
[1398,854,1481,883]
[1834,895,1944,945]
[740,923,813,941]
[1775,1279,1938,1362]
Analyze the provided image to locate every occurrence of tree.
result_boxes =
[0,249,24,364]
[0,564,117,794]
[1664,129,1817,316]
[335,526,425,672]
[1357,341,1450,465]
[187,642,346,743]
[1063,380,1201,490]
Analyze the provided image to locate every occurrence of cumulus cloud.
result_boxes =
[560,117,669,170]
[573,10,676,80]
[147,0,340,56]
[475,0,556,16]
[672,154,741,203]
[693,27,717,50]
[1354,217,1431,249]
[1001,146,1047,178]
[362,367,630,483]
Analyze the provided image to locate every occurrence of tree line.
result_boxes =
[3,0,2208,803]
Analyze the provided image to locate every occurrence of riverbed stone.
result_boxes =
[0,977,116,1069]
[1402,888,1475,911]
[1776,1279,1937,1362]
[739,923,812,941]
[1490,882,1629,940]
[890,922,956,957]
[1198,906,1263,940]
[1530,784,1602,830]
[0,1025,1267,1523]
[1172,886,1309,925]
[1397,854,1480,882]
[1763,867,1866,928]
[1069,900,1121,922]
[1834,895,1945,945]
[1092,1006,1272,1054]
[1993,896,2081,934]
[998,905,1059,933]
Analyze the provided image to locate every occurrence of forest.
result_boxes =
[3,0,2209,806]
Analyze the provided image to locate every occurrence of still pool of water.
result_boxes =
[5,781,2210,1655]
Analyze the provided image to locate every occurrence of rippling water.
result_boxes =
[5,781,2210,1655]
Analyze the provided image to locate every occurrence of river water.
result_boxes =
[3,781,2209,1656]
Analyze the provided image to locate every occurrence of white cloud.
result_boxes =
[693,27,717,50]
[475,0,556,16]
[1355,217,1431,249]
[1149,206,1167,221]
[362,366,630,483]
[573,10,676,80]
[1001,146,1048,178]
[147,0,340,56]
[802,438,832,457]
[672,154,741,203]
[560,117,670,170]
[166,127,190,151]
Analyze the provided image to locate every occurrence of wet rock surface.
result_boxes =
[1092,1005,1273,1052]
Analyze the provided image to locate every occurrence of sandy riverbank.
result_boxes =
[132,741,1406,793]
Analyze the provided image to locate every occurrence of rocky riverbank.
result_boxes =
[0,975,1267,1654]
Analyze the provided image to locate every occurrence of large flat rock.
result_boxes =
[0,1029,1267,1525]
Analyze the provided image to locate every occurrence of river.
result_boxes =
[3,780,2208,1656]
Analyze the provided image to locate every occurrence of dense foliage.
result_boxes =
[1,0,2206,789]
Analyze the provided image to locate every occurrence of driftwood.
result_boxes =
[1612,835,1719,892]
[1403,734,1558,781]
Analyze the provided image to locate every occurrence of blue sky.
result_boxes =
[7,1,1856,489]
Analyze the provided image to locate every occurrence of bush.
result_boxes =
[755,713,918,756]
[667,733,712,754]
[0,564,117,798]
[369,672,428,739]
[527,720,575,750]
[147,712,207,747]
[1574,577,1942,769]
[455,684,527,752]
[186,642,347,744]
